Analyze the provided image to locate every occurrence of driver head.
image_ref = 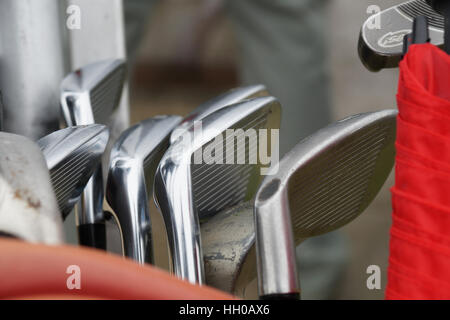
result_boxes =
[106,115,181,264]
[359,0,443,71]
[170,85,269,144]
[255,110,397,299]
[0,132,64,244]
[154,96,281,284]
[37,125,109,219]
[60,58,126,126]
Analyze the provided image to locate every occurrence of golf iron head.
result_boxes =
[37,125,109,220]
[60,58,126,249]
[170,84,269,144]
[154,96,281,284]
[255,109,397,299]
[106,115,181,264]
[60,58,126,126]
[359,0,443,71]
[0,132,64,244]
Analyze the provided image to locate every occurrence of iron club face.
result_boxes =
[154,96,281,284]
[61,59,126,126]
[106,115,181,264]
[38,125,109,219]
[255,110,397,299]
[170,85,269,144]
[359,0,443,71]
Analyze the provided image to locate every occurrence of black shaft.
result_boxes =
[412,16,429,44]
[78,223,106,250]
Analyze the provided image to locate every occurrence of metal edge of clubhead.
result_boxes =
[358,0,443,72]
[38,124,109,220]
[202,201,256,298]
[254,109,398,299]
[106,115,182,264]
[0,132,64,244]
[60,58,126,126]
[154,96,281,284]
[170,84,269,144]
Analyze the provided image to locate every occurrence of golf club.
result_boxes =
[170,85,269,144]
[359,0,443,71]
[0,132,64,244]
[106,115,181,264]
[37,125,109,221]
[60,58,126,249]
[154,96,281,284]
[255,110,397,299]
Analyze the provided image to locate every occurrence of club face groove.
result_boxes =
[106,116,181,263]
[170,84,269,144]
[191,108,271,219]
[287,117,396,240]
[255,110,397,297]
[60,59,126,125]
[90,65,126,123]
[359,0,443,71]
[38,125,109,219]
[155,96,281,283]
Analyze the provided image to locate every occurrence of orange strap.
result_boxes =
[0,239,236,300]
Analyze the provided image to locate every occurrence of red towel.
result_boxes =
[387,43,450,300]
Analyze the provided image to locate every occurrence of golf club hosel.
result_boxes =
[255,186,299,297]
[61,92,95,127]
[154,162,205,284]
[109,159,153,264]
[76,166,104,225]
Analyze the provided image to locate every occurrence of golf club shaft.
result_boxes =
[76,166,106,250]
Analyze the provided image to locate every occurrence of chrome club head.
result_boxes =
[38,125,109,220]
[255,110,397,299]
[106,115,181,264]
[0,132,64,244]
[60,58,126,126]
[60,58,126,248]
[154,96,281,284]
[359,0,443,71]
[170,85,269,144]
